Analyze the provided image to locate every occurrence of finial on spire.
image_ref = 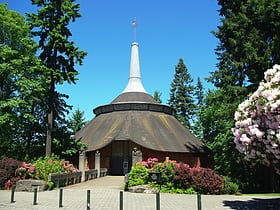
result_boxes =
[131,17,138,42]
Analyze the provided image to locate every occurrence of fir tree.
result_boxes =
[168,58,195,129]
[27,0,87,156]
[194,77,204,106]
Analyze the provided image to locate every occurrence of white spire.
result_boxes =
[122,19,146,93]
[122,41,147,93]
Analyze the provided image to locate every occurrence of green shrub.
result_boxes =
[153,160,175,184]
[185,187,197,194]
[221,176,239,194]
[47,181,55,190]
[128,157,226,195]
[33,155,65,181]
[128,163,149,187]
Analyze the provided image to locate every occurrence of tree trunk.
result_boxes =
[45,78,55,156]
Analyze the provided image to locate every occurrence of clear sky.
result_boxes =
[4,0,221,121]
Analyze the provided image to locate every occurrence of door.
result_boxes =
[110,141,128,175]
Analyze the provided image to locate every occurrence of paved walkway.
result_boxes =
[0,176,279,210]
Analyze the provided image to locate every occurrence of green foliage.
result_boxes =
[196,87,253,187]
[68,108,87,134]
[194,77,204,106]
[33,155,65,181]
[185,187,197,194]
[152,160,175,184]
[46,181,55,190]
[200,0,280,193]
[127,163,149,187]
[0,3,47,159]
[27,0,87,155]
[221,176,239,195]
[53,137,88,157]
[168,58,195,129]
[153,91,162,103]
[52,108,88,158]
[128,158,225,194]
[210,0,280,90]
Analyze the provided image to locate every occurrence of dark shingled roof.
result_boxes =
[111,92,158,104]
[74,92,210,153]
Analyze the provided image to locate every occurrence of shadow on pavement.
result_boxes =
[223,197,280,210]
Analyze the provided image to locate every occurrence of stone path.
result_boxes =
[0,176,279,209]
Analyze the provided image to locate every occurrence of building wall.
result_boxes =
[85,140,213,175]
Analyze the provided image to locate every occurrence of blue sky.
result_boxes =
[5,0,220,121]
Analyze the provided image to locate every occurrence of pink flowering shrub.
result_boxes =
[232,64,280,174]
[129,158,224,194]
[0,156,77,189]
[16,162,36,179]
[63,161,78,173]
[138,157,159,168]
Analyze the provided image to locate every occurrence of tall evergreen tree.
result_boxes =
[194,77,204,106]
[209,0,280,91]
[27,0,87,156]
[191,77,205,138]
[168,58,195,129]
[68,108,86,134]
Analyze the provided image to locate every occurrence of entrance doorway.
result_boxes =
[110,141,129,175]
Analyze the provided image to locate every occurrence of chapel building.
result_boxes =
[74,41,213,175]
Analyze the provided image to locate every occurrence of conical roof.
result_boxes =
[74,41,210,154]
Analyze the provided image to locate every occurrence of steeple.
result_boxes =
[122,19,147,93]
[122,42,147,93]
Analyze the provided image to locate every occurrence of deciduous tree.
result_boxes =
[0,3,47,159]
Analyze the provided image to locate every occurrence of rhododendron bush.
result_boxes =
[232,64,280,174]
[0,156,77,189]
[128,158,225,194]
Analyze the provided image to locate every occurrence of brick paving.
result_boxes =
[0,176,279,210]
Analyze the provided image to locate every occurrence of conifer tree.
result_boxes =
[153,91,162,104]
[192,77,205,138]
[168,58,195,129]
[69,108,86,134]
[209,0,280,91]
[27,0,87,156]
[194,77,204,106]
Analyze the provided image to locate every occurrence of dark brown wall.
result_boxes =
[85,140,213,175]
[86,143,112,173]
